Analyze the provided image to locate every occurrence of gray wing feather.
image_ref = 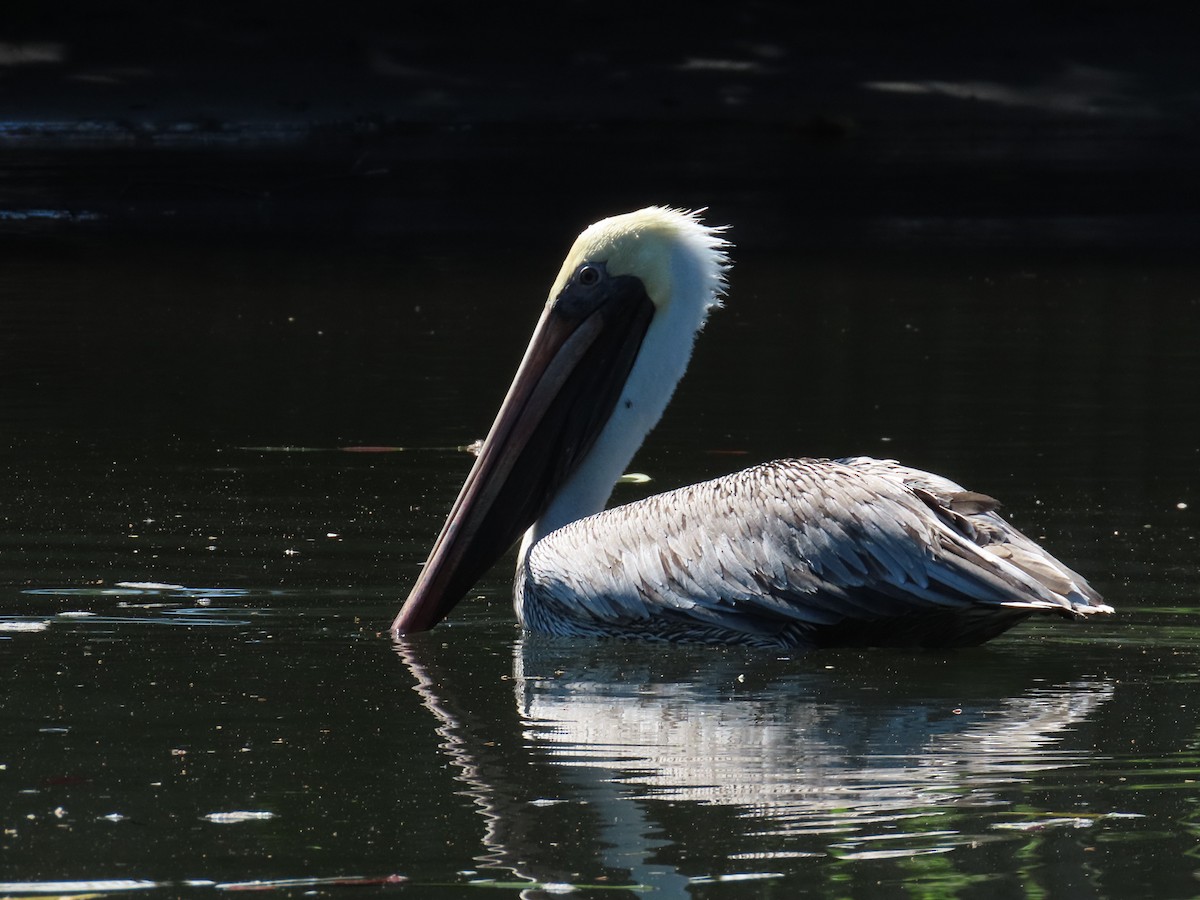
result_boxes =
[522,458,1110,643]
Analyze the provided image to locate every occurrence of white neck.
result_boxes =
[518,229,726,564]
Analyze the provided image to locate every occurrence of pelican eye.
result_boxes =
[555,261,616,317]
[576,264,603,287]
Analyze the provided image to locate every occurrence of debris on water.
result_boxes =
[0,879,157,894]
[0,207,103,222]
[991,811,1143,833]
[463,879,647,892]
[993,817,1095,831]
[688,872,785,883]
[215,874,407,890]
[203,810,276,824]
[0,620,50,632]
[239,444,475,454]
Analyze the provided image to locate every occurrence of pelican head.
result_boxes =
[392,207,730,634]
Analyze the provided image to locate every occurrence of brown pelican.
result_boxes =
[392,207,1112,647]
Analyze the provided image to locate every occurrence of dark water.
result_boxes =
[3,220,1200,899]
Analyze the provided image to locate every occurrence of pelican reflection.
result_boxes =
[394,636,1113,891]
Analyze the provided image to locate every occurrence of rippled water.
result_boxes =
[3,224,1199,897]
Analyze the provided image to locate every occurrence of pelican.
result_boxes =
[392,207,1112,648]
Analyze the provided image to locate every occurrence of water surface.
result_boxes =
[2,226,1199,897]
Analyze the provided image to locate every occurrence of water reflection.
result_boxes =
[395,635,1115,894]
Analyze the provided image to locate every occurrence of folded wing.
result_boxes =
[521,458,1109,647]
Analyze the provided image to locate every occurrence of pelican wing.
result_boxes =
[521,458,1109,647]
